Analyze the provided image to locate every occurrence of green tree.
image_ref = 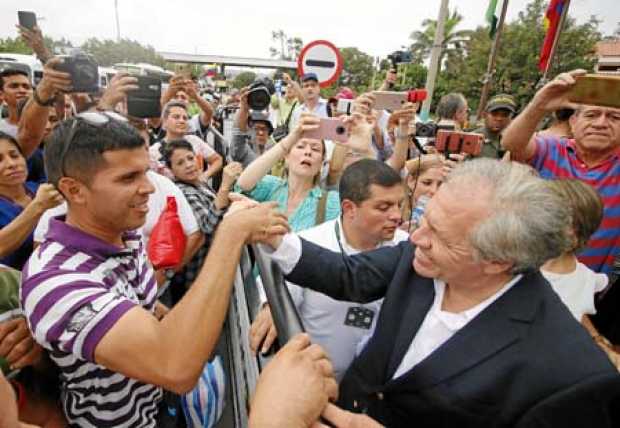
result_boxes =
[0,37,31,54]
[232,71,257,89]
[409,8,472,66]
[81,38,166,67]
[337,47,374,94]
[434,0,601,113]
[270,30,303,60]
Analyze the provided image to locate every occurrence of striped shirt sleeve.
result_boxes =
[21,270,138,362]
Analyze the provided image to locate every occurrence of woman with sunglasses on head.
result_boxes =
[0,132,63,269]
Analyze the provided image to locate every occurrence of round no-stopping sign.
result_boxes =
[297,40,343,88]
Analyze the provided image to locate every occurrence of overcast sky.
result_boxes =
[2,0,618,60]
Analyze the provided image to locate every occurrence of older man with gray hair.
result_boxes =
[263,158,618,427]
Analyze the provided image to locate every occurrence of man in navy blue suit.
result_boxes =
[264,159,619,427]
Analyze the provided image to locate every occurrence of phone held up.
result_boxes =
[568,74,620,109]
[434,130,484,157]
[303,118,349,143]
[18,11,37,30]
[373,89,428,111]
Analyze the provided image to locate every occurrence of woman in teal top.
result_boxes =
[237,114,340,232]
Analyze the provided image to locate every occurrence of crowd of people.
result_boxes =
[2,20,620,428]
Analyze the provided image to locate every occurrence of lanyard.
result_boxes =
[334,220,345,254]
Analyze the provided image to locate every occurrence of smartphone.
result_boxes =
[337,99,354,115]
[304,118,349,143]
[127,76,162,118]
[18,11,37,30]
[373,91,408,111]
[175,63,192,79]
[435,130,483,156]
[569,74,620,109]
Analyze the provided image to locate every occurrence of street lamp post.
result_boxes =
[114,0,121,41]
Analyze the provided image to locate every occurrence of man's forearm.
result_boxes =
[17,98,49,158]
[501,102,546,155]
[386,135,408,172]
[236,108,249,132]
[195,96,214,126]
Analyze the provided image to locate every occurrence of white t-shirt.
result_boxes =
[0,119,18,138]
[542,262,608,321]
[149,134,216,179]
[34,171,199,246]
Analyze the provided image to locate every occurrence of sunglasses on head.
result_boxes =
[59,111,128,176]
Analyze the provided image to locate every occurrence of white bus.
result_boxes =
[0,53,44,86]
[113,62,174,83]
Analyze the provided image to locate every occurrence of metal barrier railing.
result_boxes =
[223,245,305,426]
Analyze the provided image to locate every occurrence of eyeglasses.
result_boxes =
[59,111,127,176]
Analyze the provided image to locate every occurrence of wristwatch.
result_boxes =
[33,88,55,107]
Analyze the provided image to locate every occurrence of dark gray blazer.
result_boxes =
[285,239,619,427]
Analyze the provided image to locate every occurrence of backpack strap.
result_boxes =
[284,101,297,127]
[314,190,329,225]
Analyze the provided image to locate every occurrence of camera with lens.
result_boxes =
[247,77,275,111]
[414,121,457,139]
[388,50,413,68]
[56,53,99,93]
[415,122,437,138]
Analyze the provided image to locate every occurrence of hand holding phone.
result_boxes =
[303,117,349,143]
[435,130,483,157]
[568,74,620,109]
[18,11,37,30]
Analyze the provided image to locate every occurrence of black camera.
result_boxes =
[388,50,413,68]
[127,76,161,119]
[247,77,275,111]
[415,122,438,138]
[56,53,99,93]
[414,121,456,139]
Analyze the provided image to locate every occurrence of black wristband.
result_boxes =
[33,89,55,107]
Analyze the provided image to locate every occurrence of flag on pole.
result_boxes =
[486,0,501,38]
[539,0,567,71]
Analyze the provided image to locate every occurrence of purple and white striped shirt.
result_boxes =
[21,217,162,427]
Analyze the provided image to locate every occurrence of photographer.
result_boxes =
[161,74,215,141]
[231,84,279,170]
[236,113,341,232]
[502,69,620,275]
[150,100,223,181]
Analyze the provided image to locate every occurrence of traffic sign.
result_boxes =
[297,40,343,88]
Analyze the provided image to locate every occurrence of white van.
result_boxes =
[0,53,44,86]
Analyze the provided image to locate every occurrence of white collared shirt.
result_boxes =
[261,219,408,381]
[392,274,522,379]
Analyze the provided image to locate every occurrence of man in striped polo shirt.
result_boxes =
[20,114,289,427]
[502,70,620,275]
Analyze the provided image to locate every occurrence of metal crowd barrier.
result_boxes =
[219,245,304,427]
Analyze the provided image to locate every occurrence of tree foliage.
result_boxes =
[0,32,165,69]
[409,8,472,67]
[81,38,165,67]
[433,0,601,113]
[232,71,257,89]
[270,30,303,60]
[337,47,375,94]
